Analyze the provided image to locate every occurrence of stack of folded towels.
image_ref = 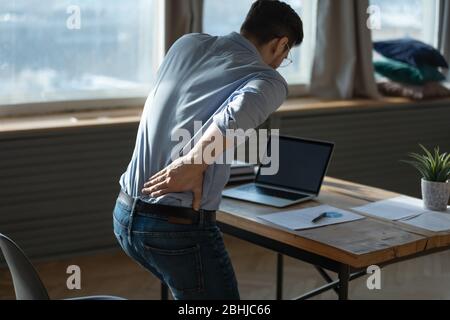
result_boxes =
[373,38,450,100]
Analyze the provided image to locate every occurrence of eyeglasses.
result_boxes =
[279,44,293,68]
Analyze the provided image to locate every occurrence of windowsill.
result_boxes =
[0,106,143,134]
[1,96,450,135]
[277,96,450,115]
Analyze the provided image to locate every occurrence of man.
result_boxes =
[113,0,303,300]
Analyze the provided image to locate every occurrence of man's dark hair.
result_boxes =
[240,0,304,48]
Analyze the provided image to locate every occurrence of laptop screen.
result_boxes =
[256,136,334,195]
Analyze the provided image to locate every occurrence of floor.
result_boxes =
[1,234,450,300]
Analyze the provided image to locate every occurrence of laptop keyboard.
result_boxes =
[239,184,309,201]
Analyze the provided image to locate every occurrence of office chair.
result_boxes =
[0,233,125,300]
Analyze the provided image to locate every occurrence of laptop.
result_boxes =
[222,136,335,208]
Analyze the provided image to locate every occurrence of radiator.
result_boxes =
[0,124,138,260]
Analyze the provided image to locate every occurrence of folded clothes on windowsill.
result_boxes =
[377,81,450,101]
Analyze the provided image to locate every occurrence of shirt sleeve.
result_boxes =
[212,76,288,135]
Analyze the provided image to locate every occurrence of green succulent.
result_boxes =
[401,144,450,183]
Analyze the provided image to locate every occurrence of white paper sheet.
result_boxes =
[401,208,450,232]
[258,205,365,231]
[352,196,429,221]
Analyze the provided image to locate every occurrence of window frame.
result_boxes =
[0,0,166,118]
[286,0,317,98]
[10,1,443,117]
[425,0,441,47]
[1,0,317,118]
[370,0,440,47]
[202,0,317,98]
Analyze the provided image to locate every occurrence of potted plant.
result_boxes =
[402,145,450,212]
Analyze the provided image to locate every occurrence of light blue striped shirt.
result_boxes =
[119,32,288,210]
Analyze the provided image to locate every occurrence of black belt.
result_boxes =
[117,190,216,225]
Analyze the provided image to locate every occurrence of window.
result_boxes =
[0,0,164,107]
[370,0,440,46]
[203,0,317,89]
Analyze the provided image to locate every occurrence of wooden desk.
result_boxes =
[216,177,450,300]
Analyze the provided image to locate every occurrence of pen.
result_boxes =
[311,212,328,224]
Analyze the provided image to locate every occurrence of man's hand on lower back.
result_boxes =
[141,155,208,211]
[142,123,231,211]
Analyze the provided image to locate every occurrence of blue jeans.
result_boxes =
[112,196,240,300]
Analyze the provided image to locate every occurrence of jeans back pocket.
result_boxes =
[143,243,204,294]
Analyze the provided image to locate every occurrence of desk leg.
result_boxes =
[276,253,284,300]
[338,264,350,300]
[161,282,169,300]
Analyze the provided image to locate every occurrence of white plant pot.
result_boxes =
[421,179,450,212]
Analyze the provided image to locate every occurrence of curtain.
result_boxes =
[439,0,450,79]
[165,0,204,53]
[310,0,379,99]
